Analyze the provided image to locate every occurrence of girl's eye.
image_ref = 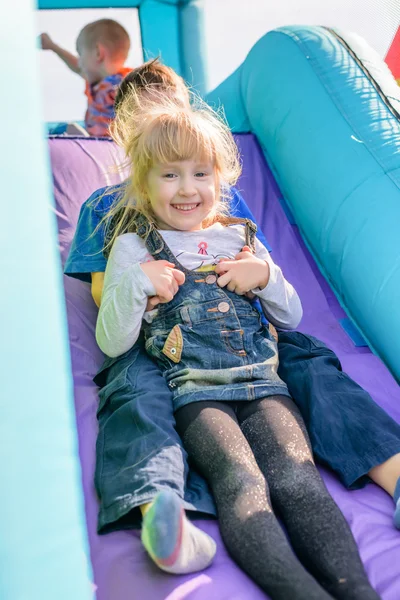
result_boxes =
[195,172,207,178]
[163,173,176,179]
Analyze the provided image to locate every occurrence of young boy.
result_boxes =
[40,19,132,136]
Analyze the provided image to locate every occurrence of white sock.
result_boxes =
[141,490,217,574]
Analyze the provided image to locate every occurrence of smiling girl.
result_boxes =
[96,93,380,600]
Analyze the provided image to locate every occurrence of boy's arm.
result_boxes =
[40,33,82,77]
[64,187,112,283]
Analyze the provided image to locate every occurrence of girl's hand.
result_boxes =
[145,296,162,311]
[215,246,270,295]
[141,260,185,308]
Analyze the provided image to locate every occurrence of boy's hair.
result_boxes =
[104,90,241,251]
[77,19,130,61]
[115,58,188,110]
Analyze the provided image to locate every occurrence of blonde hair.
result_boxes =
[77,19,130,62]
[104,88,241,250]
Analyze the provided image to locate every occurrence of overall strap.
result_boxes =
[103,207,125,259]
[244,220,257,253]
[215,215,257,253]
[131,211,177,263]
[103,208,176,262]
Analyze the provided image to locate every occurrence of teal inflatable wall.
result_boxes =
[1,2,93,599]
[0,3,207,597]
[208,26,400,381]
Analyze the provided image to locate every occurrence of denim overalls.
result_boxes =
[135,213,291,412]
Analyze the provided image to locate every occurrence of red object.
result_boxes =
[385,26,400,79]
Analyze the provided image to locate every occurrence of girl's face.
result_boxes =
[146,159,218,231]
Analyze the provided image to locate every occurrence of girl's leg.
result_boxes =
[239,396,380,600]
[176,401,333,600]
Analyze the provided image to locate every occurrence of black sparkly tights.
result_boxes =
[175,397,380,600]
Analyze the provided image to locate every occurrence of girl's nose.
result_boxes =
[179,181,196,196]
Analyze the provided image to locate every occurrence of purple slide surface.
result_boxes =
[50,134,400,600]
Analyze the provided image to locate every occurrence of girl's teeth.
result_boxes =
[174,204,197,211]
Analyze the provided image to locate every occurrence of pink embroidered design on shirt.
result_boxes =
[198,242,208,255]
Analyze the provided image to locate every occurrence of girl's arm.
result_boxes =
[96,234,156,358]
[215,237,302,330]
[252,238,302,330]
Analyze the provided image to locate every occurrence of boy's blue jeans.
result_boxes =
[278,332,400,489]
[94,332,400,533]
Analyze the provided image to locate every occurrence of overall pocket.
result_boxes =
[162,324,183,363]
[221,329,246,356]
[146,324,186,369]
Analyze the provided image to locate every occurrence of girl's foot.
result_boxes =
[141,490,216,574]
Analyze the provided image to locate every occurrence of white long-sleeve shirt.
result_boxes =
[96,223,302,358]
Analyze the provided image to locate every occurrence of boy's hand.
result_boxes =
[141,260,185,308]
[215,246,270,295]
[39,35,81,75]
[40,33,55,50]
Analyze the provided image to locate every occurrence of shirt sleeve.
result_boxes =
[229,187,272,252]
[64,187,116,282]
[96,234,155,358]
[252,237,302,330]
